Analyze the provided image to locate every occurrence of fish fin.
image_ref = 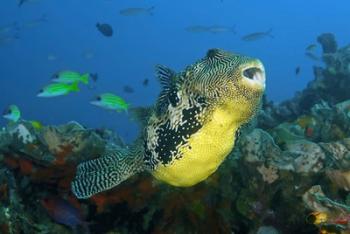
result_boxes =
[81,74,89,85]
[70,82,80,92]
[71,145,144,199]
[155,65,180,113]
[129,106,153,126]
[156,64,176,88]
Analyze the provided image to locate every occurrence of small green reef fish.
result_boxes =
[242,28,273,41]
[72,48,265,199]
[52,71,94,85]
[90,93,129,113]
[37,82,79,97]
[119,6,155,16]
[3,105,21,122]
[2,105,43,129]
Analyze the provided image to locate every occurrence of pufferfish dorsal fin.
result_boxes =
[206,48,222,58]
[156,64,177,90]
[155,64,182,114]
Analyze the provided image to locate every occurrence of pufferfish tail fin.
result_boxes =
[71,144,144,199]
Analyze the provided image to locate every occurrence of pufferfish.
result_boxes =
[71,49,266,199]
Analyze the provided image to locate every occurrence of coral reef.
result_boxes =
[1,33,350,233]
[318,33,338,54]
[303,185,350,233]
[258,33,350,127]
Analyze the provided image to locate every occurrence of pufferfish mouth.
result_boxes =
[242,63,266,88]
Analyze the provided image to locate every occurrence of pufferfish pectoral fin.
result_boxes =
[71,145,144,199]
[156,64,177,90]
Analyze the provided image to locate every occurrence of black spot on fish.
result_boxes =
[196,96,207,105]
[168,89,180,107]
[145,104,205,167]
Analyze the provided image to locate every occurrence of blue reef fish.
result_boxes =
[41,197,88,233]
[96,23,113,37]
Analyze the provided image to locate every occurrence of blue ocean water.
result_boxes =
[0,0,349,142]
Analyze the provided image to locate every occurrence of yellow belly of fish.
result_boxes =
[152,107,239,186]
